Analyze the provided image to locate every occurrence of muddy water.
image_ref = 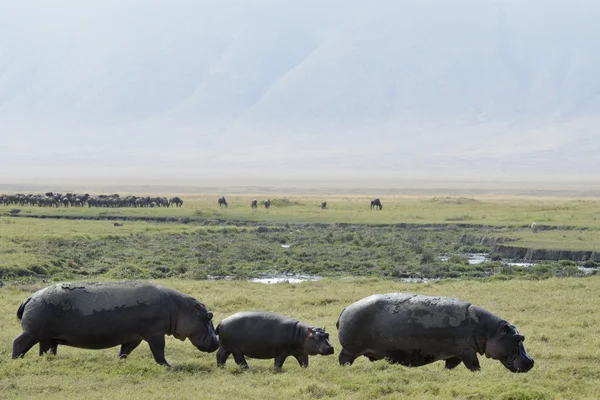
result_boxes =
[250,274,322,284]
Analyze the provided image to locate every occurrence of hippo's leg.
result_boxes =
[274,352,290,369]
[444,357,462,370]
[12,332,38,359]
[216,347,231,367]
[459,351,481,372]
[39,340,58,356]
[338,348,358,366]
[231,352,249,369]
[146,335,170,367]
[294,354,309,368]
[118,340,142,359]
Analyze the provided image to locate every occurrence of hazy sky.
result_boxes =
[1,0,599,187]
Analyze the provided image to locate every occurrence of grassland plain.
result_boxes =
[2,193,600,282]
[3,194,600,228]
[0,215,593,282]
[1,277,600,400]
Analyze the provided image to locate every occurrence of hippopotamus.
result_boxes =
[12,282,219,367]
[336,293,534,373]
[216,311,334,369]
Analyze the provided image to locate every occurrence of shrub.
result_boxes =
[447,255,469,265]
[0,265,32,279]
[107,265,149,279]
[420,250,435,264]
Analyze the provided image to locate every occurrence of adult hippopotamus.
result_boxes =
[336,293,534,373]
[216,311,334,369]
[12,282,219,367]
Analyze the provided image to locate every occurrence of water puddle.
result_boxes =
[467,254,487,264]
[578,266,597,275]
[505,261,536,267]
[250,274,322,284]
[400,277,439,283]
[439,254,488,264]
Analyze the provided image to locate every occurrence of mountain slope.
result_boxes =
[1,0,599,182]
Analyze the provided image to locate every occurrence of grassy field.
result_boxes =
[0,215,592,282]
[2,193,600,282]
[1,193,600,398]
[1,277,600,400]
[3,194,600,228]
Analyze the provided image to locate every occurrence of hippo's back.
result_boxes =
[23,282,164,318]
[217,311,301,359]
[337,293,473,359]
[19,282,172,347]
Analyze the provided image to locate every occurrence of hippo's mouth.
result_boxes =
[321,346,335,355]
[502,343,534,373]
[191,335,219,353]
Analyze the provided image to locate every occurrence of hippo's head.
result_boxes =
[304,327,335,356]
[176,300,219,353]
[485,322,534,373]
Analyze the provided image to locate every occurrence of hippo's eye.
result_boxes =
[515,334,524,342]
[207,312,213,320]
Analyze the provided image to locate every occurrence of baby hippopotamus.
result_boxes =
[337,293,534,373]
[216,311,334,369]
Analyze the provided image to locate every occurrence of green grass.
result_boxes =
[4,194,600,228]
[2,193,600,282]
[2,277,600,399]
[0,216,593,282]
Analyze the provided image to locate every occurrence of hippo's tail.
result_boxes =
[16,297,31,321]
[215,323,221,335]
[335,308,346,330]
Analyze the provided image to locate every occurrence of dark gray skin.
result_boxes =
[321,201,327,209]
[251,199,258,208]
[216,311,334,369]
[370,198,382,210]
[337,293,534,373]
[12,282,219,367]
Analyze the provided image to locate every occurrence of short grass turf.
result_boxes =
[1,277,600,400]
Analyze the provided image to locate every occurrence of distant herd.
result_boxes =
[0,193,183,208]
[12,282,534,373]
[1,194,386,210]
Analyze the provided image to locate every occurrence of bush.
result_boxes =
[269,198,302,207]
[420,250,435,264]
[29,265,49,275]
[107,265,149,279]
[447,255,469,265]
[0,265,32,279]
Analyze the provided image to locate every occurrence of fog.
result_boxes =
[1,0,599,188]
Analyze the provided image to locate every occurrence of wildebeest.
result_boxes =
[216,311,334,369]
[0,192,183,209]
[321,201,327,209]
[531,222,538,233]
[370,198,382,210]
[169,197,183,207]
[218,196,228,207]
[251,199,258,209]
[12,282,219,367]
[264,199,271,209]
[336,293,534,373]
